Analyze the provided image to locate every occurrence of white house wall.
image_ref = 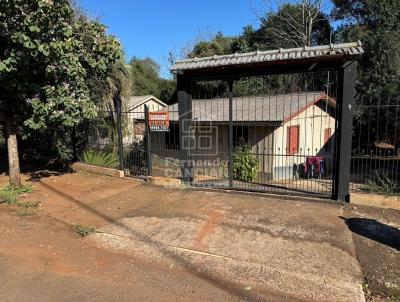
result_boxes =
[124,100,167,144]
[129,100,166,120]
[272,104,336,180]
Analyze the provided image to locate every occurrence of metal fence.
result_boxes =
[78,104,180,179]
[186,73,338,198]
[76,89,400,199]
[350,98,400,195]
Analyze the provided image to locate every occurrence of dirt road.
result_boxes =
[0,172,396,301]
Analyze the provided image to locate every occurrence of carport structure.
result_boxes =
[170,42,364,201]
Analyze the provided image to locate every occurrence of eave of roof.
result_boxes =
[126,95,167,110]
[171,42,364,74]
[163,92,333,123]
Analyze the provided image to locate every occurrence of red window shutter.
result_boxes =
[287,125,299,155]
[324,128,332,144]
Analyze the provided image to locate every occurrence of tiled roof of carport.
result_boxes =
[171,41,364,73]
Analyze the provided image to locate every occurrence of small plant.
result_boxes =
[233,141,259,182]
[16,200,40,209]
[15,200,39,217]
[0,184,34,205]
[73,224,96,237]
[364,172,400,194]
[80,149,119,168]
[16,208,36,216]
[361,281,370,295]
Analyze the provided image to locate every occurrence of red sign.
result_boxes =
[149,112,170,132]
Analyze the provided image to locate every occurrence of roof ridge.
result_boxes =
[174,42,362,65]
[171,42,363,72]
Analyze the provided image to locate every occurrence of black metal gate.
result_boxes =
[181,74,338,198]
[82,44,361,201]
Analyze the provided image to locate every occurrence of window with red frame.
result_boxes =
[287,125,300,155]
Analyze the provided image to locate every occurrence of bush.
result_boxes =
[80,149,119,168]
[73,224,96,237]
[233,142,259,182]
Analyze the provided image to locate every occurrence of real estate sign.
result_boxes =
[149,112,170,132]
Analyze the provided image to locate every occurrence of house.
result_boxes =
[151,92,336,181]
[124,95,167,143]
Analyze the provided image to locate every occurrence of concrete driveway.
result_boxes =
[88,182,364,301]
[0,172,366,301]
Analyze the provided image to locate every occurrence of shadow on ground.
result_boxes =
[342,217,400,251]
[0,154,72,182]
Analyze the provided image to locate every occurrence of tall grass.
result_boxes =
[80,149,119,168]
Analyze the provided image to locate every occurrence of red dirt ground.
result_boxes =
[0,172,294,302]
[0,171,398,301]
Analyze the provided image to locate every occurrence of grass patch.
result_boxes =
[16,208,37,217]
[15,200,40,217]
[16,200,40,209]
[364,172,400,194]
[73,224,96,237]
[0,184,34,205]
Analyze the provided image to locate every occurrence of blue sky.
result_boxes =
[79,0,261,78]
[78,1,335,78]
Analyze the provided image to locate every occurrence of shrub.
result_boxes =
[80,149,119,168]
[0,184,34,205]
[364,172,400,194]
[233,142,259,182]
[73,224,96,237]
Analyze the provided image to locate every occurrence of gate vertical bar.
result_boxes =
[178,74,193,185]
[144,104,152,176]
[228,78,234,188]
[333,61,357,202]
[116,98,124,171]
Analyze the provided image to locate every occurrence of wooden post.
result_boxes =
[5,116,21,187]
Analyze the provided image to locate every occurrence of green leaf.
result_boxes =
[28,25,40,33]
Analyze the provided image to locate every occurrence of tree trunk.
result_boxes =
[5,117,21,187]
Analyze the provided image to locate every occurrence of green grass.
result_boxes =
[0,184,34,205]
[16,208,37,216]
[80,149,119,168]
[15,200,39,217]
[73,224,96,237]
[364,172,400,194]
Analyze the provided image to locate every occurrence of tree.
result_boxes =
[129,57,176,104]
[187,32,234,58]
[129,57,160,97]
[185,2,331,58]
[332,0,400,101]
[0,0,122,186]
[253,1,331,49]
